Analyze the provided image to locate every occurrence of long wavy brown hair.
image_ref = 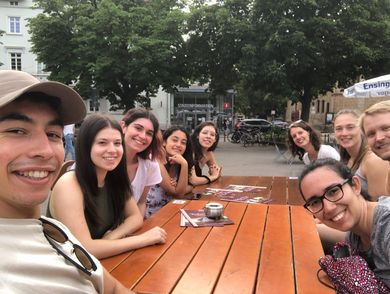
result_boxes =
[287,120,321,160]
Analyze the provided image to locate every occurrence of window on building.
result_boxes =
[37,62,46,74]
[89,99,100,112]
[10,1,19,5]
[10,53,22,70]
[9,16,21,33]
[316,100,320,113]
[321,100,325,113]
[326,102,330,113]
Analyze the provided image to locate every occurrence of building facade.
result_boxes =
[286,89,390,130]
[0,0,48,79]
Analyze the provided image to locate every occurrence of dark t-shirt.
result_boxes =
[47,186,115,239]
[87,186,115,239]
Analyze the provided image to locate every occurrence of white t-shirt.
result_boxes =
[63,124,75,136]
[303,144,340,165]
[131,157,162,203]
[0,217,104,293]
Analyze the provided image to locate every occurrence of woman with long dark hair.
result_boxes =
[299,159,390,287]
[49,114,166,258]
[287,120,340,164]
[190,121,222,186]
[146,126,194,217]
[121,108,164,215]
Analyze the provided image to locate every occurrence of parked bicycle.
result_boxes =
[240,128,269,147]
[227,128,247,143]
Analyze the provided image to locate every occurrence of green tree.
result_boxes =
[29,0,189,110]
[186,0,252,95]
[241,0,390,121]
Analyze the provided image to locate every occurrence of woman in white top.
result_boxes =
[287,120,340,165]
[121,108,164,216]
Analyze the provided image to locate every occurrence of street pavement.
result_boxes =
[214,139,305,177]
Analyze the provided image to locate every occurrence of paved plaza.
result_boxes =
[214,139,305,178]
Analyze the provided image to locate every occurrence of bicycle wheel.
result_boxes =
[228,131,240,143]
[240,133,253,147]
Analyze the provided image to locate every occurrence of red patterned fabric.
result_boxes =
[319,241,390,294]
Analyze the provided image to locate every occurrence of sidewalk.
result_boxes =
[214,139,305,177]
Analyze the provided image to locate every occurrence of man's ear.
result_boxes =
[351,175,361,196]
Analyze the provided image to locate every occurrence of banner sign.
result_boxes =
[343,74,390,98]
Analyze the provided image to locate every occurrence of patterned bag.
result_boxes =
[318,241,390,294]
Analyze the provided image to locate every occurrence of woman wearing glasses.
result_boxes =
[49,114,167,259]
[287,120,340,164]
[333,109,388,201]
[299,158,390,287]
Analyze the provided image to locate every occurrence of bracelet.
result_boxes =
[201,175,211,184]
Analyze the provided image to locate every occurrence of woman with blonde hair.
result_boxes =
[334,109,388,200]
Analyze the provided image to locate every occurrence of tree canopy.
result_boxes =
[29,0,390,119]
[239,0,390,120]
[29,0,189,110]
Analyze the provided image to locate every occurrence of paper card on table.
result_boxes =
[172,200,187,204]
[223,184,267,193]
[219,194,272,204]
[201,188,241,196]
[179,209,234,227]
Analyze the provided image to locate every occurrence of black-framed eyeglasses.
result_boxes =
[40,218,97,276]
[303,178,351,214]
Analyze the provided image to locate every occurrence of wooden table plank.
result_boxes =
[290,206,334,293]
[288,178,304,206]
[256,205,295,294]
[213,204,268,294]
[101,199,188,272]
[271,176,287,204]
[172,202,247,294]
[132,201,213,293]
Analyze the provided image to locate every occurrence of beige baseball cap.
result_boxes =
[0,70,86,124]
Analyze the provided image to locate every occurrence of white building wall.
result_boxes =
[0,0,47,79]
[149,88,173,130]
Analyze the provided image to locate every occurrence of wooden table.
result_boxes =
[101,196,333,293]
[192,176,304,206]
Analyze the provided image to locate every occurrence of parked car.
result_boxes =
[271,118,289,129]
[238,119,272,132]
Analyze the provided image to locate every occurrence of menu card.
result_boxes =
[219,194,272,204]
[179,209,234,227]
[223,185,267,193]
[200,185,271,204]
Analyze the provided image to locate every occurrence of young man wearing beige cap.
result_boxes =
[0,70,133,293]
[360,100,390,194]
